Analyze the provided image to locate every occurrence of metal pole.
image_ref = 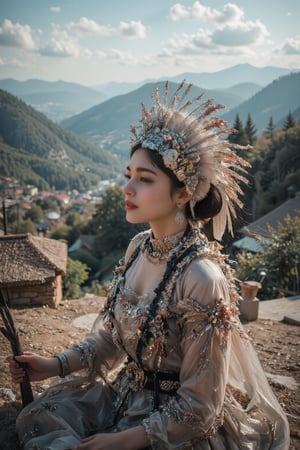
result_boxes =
[2,199,8,235]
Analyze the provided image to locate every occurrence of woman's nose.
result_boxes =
[123,179,134,196]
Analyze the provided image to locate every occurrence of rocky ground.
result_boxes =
[0,295,299,450]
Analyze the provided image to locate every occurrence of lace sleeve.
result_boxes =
[67,312,126,381]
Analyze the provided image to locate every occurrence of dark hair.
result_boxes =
[130,145,223,221]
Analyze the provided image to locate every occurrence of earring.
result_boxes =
[175,204,185,225]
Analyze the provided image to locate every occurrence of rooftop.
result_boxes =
[241,192,300,238]
[0,234,67,286]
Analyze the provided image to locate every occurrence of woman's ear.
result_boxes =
[175,188,192,205]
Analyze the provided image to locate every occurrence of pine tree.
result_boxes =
[283,111,295,130]
[245,113,257,145]
[266,116,274,138]
[228,114,247,145]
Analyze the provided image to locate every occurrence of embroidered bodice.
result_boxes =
[101,225,240,373]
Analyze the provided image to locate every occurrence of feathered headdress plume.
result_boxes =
[130,80,250,240]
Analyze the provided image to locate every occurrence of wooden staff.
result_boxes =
[0,288,34,407]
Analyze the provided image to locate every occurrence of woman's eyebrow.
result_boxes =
[126,166,158,176]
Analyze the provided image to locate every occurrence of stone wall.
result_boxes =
[5,275,63,308]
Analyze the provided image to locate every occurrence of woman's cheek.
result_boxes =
[141,185,163,202]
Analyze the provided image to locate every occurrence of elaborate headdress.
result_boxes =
[130,80,250,241]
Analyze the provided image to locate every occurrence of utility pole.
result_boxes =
[2,199,8,235]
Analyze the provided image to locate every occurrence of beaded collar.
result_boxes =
[147,228,186,260]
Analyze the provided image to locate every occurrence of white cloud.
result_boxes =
[0,19,36,50]
[169,3,190,21]
[279,36,300,55]
[189,29,213,49]
[39,29,80,57]
[95,48,152,67]
[168,2,269,50]
[67,17,146,39]
[164,0,270,63]
[212,20,269,47]
[50,6,61,13]
[95,49,107,58]
[169,1,244,25]
[157,21,267,66]
[119,20,146,39]
[109,48,136,63]
[164,29,213,56]
[68,17,116,36]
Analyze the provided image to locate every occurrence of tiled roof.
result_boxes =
[240,193,300,238]
[0,234,67,286]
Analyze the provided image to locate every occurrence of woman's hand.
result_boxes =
[73,434,123,450]
[7,351,60,383]
[73,426,149,450]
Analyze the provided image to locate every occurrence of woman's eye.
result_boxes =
[124,174,152,183]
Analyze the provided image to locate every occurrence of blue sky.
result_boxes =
[0,0,299,85]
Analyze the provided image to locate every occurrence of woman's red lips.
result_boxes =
[125,200,138,210]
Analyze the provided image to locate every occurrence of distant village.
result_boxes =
[0,175,118,237]
[0,175,123,307]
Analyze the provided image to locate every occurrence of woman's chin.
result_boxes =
[126,215,144,224]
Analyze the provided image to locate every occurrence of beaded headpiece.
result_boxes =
[130,80,250,240]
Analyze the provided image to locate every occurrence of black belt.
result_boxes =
[124,360,180,409]
[144,370,180,396]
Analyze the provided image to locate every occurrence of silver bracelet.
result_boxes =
[54,352,71,378]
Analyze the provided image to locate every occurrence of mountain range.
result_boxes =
[95,63,293,98]
[0,90,120,191]
[61,71,300,156]
[0,64,295,122]
[0,79,107,122]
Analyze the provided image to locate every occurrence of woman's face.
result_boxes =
[123,148,185,236]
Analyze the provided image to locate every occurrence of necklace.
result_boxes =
[148,229,186,260]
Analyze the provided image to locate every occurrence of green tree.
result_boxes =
[63,212,83,246]
[11,218,36,235]
[36,198,58,212]
[266,116,274,138]
[87,185,144,259]
[50,225,72,242]
[244,113,257,145]
[25,204,44,223]
[283,111,295,131]
[70,249,100,275]
[62,257,89,299]
[236,215,300,299]
[228,114,248,146]
[65,212,82,227]
[251,123,300,216]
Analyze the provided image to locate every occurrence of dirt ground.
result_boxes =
[0,295,299,450]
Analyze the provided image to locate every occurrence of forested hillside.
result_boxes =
[0,90,121,191]
[60,81,243,159]
[0,79,107,121]
[223,72,300,134]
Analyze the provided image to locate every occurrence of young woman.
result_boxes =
[9,81,289,449]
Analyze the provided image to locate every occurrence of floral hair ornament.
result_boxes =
[130,80,251,240]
